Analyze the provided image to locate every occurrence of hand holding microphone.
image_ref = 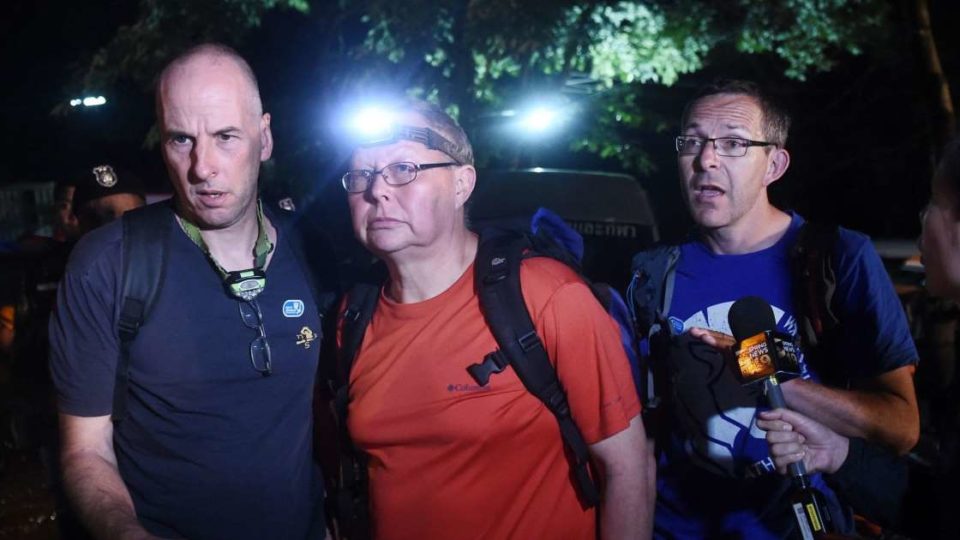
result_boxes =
[727,296,835,540]
[758,408,851,476]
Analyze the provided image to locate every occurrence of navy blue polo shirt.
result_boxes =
[50,213,326,539]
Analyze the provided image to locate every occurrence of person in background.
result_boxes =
[71,164,146,234]
[761,135,960,539]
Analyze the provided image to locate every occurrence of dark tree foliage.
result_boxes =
[75,0,894,172]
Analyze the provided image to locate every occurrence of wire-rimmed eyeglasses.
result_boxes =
[341,161,459,193]
[238,300,272,376]
[675,136,776,157]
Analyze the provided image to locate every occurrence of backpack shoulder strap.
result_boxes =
[627,244,680,440]
[628,244,681,339]
[114,201,174,423]
[337,282,380,392]
[469,230,601,508]
[330,282,379,540]
[790,221,843,384]
[790,221,841,347]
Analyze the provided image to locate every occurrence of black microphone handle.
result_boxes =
[763,377,808,478]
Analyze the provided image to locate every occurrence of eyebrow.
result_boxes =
[214,126,243,136]
[163,129,191,140]
[683,122,753,135]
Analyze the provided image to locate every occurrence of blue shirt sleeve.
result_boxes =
[832,229,918,380]
[48,222,123,417]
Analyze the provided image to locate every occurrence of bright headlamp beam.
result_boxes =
[71,96,107,107]
[346,106,395,139]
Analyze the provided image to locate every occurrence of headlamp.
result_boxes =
[356,124,462,164]
[225,269,267,301]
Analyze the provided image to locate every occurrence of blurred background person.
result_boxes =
[70,163,146,235]
[760,136,960,540]
[1,161,145,539]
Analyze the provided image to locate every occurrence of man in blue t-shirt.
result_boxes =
[640,80,919,538]
[49,44,332,540]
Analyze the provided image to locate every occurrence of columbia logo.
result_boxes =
[492,257,506,266]
[447,383,492,393]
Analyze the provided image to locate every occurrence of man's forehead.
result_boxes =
[159,55,261,118]
[685,94,762,131]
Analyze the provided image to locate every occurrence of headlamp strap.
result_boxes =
[178,200,274,300]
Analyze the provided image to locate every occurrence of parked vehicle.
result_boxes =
[469,168,659,290]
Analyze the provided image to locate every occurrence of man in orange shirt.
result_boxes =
[340,99,652,539]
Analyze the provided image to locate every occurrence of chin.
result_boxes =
[362,230,411,255]
[194,208,244,230]
[692,213,730,230]
[368,242,408,258]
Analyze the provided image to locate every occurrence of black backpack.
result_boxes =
[329,210,641,536]
[112,201,337,422]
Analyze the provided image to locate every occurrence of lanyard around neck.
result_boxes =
[178,200,274,300]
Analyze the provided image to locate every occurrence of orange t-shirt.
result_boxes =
[346,258,640,540]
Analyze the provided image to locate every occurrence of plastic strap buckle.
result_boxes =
[467,350,510,386]
[517,330,542,353]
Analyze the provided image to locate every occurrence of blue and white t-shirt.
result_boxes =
[652,212,917,539]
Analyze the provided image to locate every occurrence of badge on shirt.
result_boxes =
[283,299,305,318]
[296,326,317,349]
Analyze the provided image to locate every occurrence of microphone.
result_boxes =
[728,296,834,539]
[728,295,803,392]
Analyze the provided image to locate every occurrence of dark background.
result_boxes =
[2,1,959,244]
[2,2,960,539]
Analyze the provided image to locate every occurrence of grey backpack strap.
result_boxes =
[114,202,174,423]
[628,245,681,340]
[628,245,680,433]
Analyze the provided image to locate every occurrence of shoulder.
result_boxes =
[632,242,682,267]
[64,219,124,279]
[832,225,882,275]
[519,256,585,292]
[631,242,683,280]
[518,256,604,322]
[834,224,873,254]
[791,213,873,264]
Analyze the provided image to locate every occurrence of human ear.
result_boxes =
[454,165,477,208]
[763,147,791,187]
[259,113,274,161]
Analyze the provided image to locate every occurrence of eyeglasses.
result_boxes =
[675,136,776,157]
[238,300,272,376]
[341,161,459,193]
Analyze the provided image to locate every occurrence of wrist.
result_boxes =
[829,436,863,476]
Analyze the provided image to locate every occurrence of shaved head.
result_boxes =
[154,42,273,232]
[156,43,263,119]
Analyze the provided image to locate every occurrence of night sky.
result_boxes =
[3,0,960,243]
